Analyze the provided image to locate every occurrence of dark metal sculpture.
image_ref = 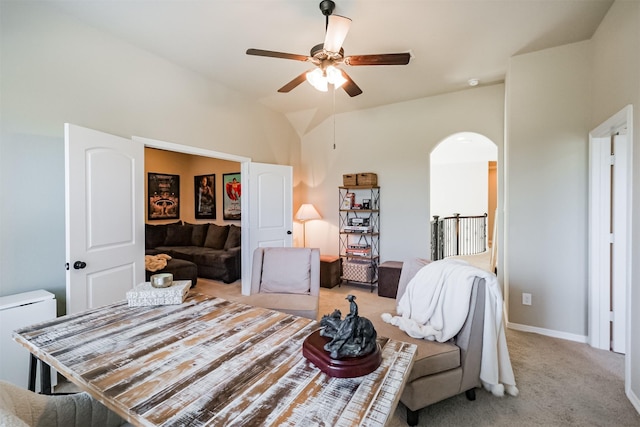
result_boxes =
[320,295,377,359]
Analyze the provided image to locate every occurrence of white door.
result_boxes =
[242,162,293,294]
[65,124,144,314]
[611,133,628,354]
[589,131,629,354]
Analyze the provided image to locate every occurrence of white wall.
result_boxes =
[300,84,505,264]
[505,41,592,337]
[430,162,489,218]
[0,2,300,312]
[590,0,640,412]
[430,133,498,218]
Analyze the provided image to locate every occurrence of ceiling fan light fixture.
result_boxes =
[326,65,347,88]
[306,68,328,92]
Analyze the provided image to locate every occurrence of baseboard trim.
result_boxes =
[507,322,588,344]
[627,386,640,415]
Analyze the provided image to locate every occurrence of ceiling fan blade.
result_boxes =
[323,15,351,53]
[246,48,309,62]
[340,70,362,97]
[345,53,411,66]
[278,71,310,93]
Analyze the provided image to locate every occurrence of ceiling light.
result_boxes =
[468,78,479,87]
[306,66,346,92]
[326,66,347,87]
[306,68,328,91]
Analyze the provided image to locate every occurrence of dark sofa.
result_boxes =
[146,222,241,283]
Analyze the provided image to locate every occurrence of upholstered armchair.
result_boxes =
[372,258,487,426]
[0,380,130,427]
[244,247,320,320]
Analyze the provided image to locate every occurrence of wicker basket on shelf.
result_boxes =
[343,174,357,186]
[357,173,377,186]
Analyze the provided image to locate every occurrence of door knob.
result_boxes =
[287,230,292,234]
[73,261,87,270]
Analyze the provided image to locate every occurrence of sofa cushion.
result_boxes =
[372,316,460,382]
[260,248,311,294]
[186,223,209,246]
[204,224,230,249]
[224,224,241,249]
[164,224,193,246]
[145,221,180,249]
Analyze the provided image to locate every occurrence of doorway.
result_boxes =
[588,106,633,384]
[430,132,498,263]
[133,136,253,293]
[135,136,294,296]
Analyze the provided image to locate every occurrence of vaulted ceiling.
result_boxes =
[47,0,613,131]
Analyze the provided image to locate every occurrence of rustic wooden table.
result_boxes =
[14,292,416,427]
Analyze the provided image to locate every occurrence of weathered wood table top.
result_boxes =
[14,292,416,427]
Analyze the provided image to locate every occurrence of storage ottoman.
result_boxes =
[378,261,403,298]
[320,255,341,288]
[145,258,198,287]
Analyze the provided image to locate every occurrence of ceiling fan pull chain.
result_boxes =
[333,87,337,150]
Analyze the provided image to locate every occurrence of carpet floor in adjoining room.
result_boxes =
[197,278,640,427]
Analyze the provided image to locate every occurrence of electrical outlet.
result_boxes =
[522,293,532,306]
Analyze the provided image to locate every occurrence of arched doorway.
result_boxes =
[430,132,498,267]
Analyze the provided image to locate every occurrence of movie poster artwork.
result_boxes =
[223,173,241,220]
[148,173,180,220]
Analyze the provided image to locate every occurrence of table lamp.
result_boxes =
[295,203,322,247]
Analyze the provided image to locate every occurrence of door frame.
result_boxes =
[132,136,252,294]
[588,104,633,386]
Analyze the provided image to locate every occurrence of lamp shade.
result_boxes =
[295,204,321,221]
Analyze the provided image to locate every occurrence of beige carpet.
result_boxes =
[198,277,640,427]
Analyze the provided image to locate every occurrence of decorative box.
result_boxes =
[126,280,191,307]
[343,260,374,282]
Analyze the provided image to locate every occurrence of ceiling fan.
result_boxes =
[246,0,411,97]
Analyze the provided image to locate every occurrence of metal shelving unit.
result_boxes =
[338,186,380,292]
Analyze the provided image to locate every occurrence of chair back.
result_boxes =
[251,247,320,296]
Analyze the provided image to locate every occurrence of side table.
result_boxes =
[378,261,403,298]
[320,255,341,288]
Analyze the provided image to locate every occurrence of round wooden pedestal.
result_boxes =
[302,330,382,378]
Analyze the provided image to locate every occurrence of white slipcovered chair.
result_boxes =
[0,380,130,427]
[244,247,320,320]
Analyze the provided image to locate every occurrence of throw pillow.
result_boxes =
[164,224,193,246]
[204,224,230,249]
[145,221,180,248]
[186,222,209,246]
[224,224,241,250]
[260,248,311,294]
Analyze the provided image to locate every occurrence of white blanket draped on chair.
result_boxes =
[382,258,518,397]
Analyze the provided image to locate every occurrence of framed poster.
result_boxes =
[223,172,241,220]
[148,173,180,220]
[194,174,216,219]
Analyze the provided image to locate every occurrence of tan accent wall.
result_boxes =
[144,147,240,224]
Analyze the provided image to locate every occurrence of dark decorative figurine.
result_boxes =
[320,295,377,359]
